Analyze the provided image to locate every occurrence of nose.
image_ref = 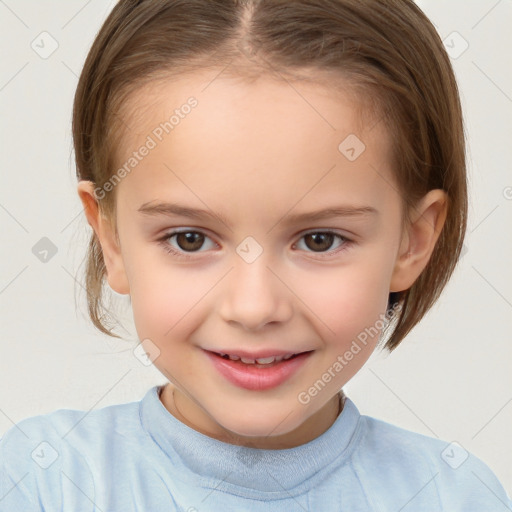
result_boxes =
[218,252,293,331]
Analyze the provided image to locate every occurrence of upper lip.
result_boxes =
[204,348,312,359]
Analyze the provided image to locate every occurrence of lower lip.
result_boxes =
[204,350,313,391]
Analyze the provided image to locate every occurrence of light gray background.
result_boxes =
[1,0,511,495]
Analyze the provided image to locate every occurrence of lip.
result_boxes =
[204,349,314,391]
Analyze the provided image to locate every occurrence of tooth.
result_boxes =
[255,356,276,364]
[224,353,298,364]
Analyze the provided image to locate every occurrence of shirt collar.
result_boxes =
[140,384,361,493]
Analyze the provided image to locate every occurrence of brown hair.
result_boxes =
[73,0,467,351]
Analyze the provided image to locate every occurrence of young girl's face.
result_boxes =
[80,69,435,448]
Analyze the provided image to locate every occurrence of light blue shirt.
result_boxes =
[1,384,511,511]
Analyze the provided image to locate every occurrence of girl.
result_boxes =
[1,0,510,510]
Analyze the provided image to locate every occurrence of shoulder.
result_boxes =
[0,394,144,510]
[352,410,512,511]
[0,394,142,454]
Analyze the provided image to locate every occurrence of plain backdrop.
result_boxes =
[1,0,511,495]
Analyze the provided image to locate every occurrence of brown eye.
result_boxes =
[158,230,216,260]
[174,231,205,252]
[303,232,336,252]
[294,231,350,257]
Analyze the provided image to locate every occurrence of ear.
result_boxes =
[390,189,448,292]
[77,181,130,295]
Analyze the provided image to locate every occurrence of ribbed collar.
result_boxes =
[140,384,362,496]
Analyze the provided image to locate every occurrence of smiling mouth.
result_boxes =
[211,351,312,368]
[205,349,314,390]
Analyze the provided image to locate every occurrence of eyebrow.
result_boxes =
[137,201,378,229]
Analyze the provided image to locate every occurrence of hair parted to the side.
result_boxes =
[73,0,467,351]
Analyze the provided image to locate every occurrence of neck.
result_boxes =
[160,384,345,449]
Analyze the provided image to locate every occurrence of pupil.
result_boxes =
[307,233,333,252]
[178,232,203,251]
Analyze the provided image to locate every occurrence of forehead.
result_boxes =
[111,69,397,217]
[116,67,386,158]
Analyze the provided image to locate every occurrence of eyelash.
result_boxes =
[157,229,353,260]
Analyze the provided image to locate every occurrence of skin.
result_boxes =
[78,69,447,449]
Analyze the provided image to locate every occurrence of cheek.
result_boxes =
[290,259,393,344]
[129,273,193,339]
[127,258,218,343]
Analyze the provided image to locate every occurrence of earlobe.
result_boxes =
[390,189,448,292]
[77,181,130,295]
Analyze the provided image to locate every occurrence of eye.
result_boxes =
[158,229,216,259]
[293,231,351,257]
[157,229,352,260]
